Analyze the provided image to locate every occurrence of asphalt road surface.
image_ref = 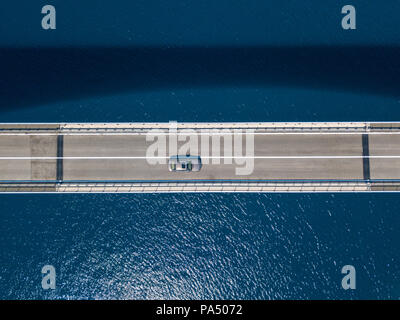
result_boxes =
[0,132,399,181]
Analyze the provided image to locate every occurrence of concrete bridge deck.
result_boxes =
[1,122,400,193]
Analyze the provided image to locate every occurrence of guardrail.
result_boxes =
[0,122,372,134]
[3,180,400,193]
[1,121,400,134]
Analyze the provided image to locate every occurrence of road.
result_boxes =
[1,131,399,181]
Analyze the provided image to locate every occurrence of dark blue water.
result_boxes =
[0,193,399,299]
[0,1,400,299]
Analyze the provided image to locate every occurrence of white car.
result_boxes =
[168,155,202,172]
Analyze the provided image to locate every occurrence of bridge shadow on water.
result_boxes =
[0,46,399,111]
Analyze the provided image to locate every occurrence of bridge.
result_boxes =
[1,122,400,193]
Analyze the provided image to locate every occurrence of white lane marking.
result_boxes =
[0,155,399,160]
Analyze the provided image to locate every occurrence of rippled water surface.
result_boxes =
[1,193,399,299]
[1,0,400,299]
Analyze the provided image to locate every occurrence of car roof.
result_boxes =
[169,155,201,162]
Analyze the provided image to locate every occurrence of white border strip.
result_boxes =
[3,131,400,136]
